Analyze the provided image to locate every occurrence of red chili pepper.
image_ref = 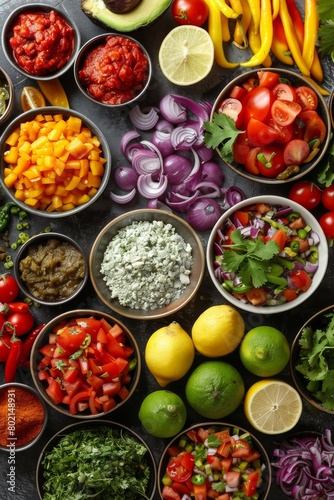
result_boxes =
[5,334,22,383]
[5,302,30,315]
[19,324,45,365]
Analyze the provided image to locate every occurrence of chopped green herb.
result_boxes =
[318,0,334,60]
[204,113,244,162]
[316,138,334,187]
[296,310,334,411]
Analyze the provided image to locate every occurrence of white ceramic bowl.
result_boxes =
[207,195,328,314]
[2,3,81,80]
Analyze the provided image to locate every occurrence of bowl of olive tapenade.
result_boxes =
[14,232,88,306]
[0,67,14,125]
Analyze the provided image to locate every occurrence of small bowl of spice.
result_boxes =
[14,232,88,306]
[0,67,14,125]
[0,382,47,452]
[74,33,152,108]
[89,209,205,320]
[1,3,81,80]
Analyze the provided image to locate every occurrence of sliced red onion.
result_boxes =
[225,186,246,207]
[171,126,198,150]
[146,199,173,212]
[151,130,174,157]
[186,198,222,231]
[140,140,164,167]
[124,142,145,162]
[165,190,200,212]
[110,188,136,204]
[155,119,174,134]
[113,166,138,190]
[159,94,187,123]
[128,105,160,130]
[163,154,193,185]
[132,149,161,176]
[196,144,214,162]
[120,130,141,155]
[196,181,223,198]
[137,173,168,198]
[183,149,202,190]
[304,261,319,274]
[201,161,224,185]
[170,94,210,122]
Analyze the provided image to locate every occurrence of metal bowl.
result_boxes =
[74,33,152,108]
[36,420,156,500]
[0,106,111,218]
[157,422,272,499]
[14,232,88,306]
[30,309,141,419]
[1,3,81,80]
[209,68,331,184]
[207,195,328,314]
[290,304,334,415]
[0,67,14,125]
[89,209,205,320]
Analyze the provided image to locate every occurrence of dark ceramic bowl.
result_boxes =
[36,420,156,499]
[158,422,272,499]
[0,67,14,125]
[89,209,205,320]
[74,33,152,108]
[1,3,81,80]
[14,232,88,306]
[30,309,141,419]
[291,304,334,415]
[210,68,331,184]
[0,106,111,218]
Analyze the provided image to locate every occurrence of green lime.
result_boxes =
[185,360,245,419]
[239,326,290,377]
[138,390,187,438]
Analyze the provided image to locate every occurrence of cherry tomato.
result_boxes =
[245,147,261,175]
[319,212,334,239]
[299,110,327,143]
[271,99,302,126]
[256,146,285,177]
[289,180,322,210]
[171,0,209,26]
[6,311,34,336]
[242,87,273,124]
[295,86,318,110]
[57,325,87,354]
[267,118,295,143]
[247,118,279,147]
[322,185,334,211]
[233,135,250,164]
[166,455,192,482]
[0,275,19,303]
[283,139,310,166]
[257,70,280,88]
[272,83,297,101]
[218,97,244,128]
[229,85,247,100]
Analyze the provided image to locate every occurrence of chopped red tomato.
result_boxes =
[242,471,259,497]
[289,270,312,292]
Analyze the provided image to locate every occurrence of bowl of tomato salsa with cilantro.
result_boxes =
[30,309,141,419]
[2,3,81,80]
[207,195,328,315]
[158,422,272,500]
[204,68,331,185]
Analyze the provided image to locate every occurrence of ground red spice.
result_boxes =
[78,35,149,105]
[0,385,45,447]
[9,10,74,76]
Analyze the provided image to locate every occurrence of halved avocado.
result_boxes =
[81,0,172,32]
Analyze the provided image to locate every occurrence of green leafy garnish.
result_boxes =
[317,0,334,60]
[222,229,280,289]
[296,311,334,411]
[316,138,334,187]
[42,426,152,500]
[204,113,244,162]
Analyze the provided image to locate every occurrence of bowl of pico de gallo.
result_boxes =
[158,422,272,500]
[204,68,331,184]
[207,195,328,315]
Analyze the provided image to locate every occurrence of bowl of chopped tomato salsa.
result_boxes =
[30,309,141,418]
[158,422,272,500]
[1,3,81,80]
[207,195,328,315]
[74,33,152,107]
[204,68,331,185]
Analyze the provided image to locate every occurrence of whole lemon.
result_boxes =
[239,326,290,377]
[185,360,245,419]
[138,390,187,438]
[145,322,195,387]
[191,305,245,357]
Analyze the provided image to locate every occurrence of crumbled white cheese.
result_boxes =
[100,220,193,310]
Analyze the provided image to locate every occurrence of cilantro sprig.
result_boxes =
[318,0,334,60]
[316,138,334,187]
[222,229,280,289]
[296,311,334,411]
[204,113,244,162]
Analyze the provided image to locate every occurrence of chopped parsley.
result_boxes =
[296,310,334,411]
[42,426,152,500]
[204,113,244,162]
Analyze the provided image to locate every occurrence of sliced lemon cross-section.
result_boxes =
[158,25,214,86]
[244,379,303,435]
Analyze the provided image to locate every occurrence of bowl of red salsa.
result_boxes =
[205,68,331,185]
[1,3,81,80]
[74,33,152,108]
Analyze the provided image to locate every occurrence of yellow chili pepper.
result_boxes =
[310,51,324,83]
[303,76,330,96]
[221,12,231,42]
[248,17,272,67]
[215,0,240,19]
[233,0,252,49]
[240,0,272,67]
[302,0,319,70]
[279,0,310,76]
[271,13,294,66]
[272,0,279,20]
[205,0,239,68]
[246,0,260,35]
